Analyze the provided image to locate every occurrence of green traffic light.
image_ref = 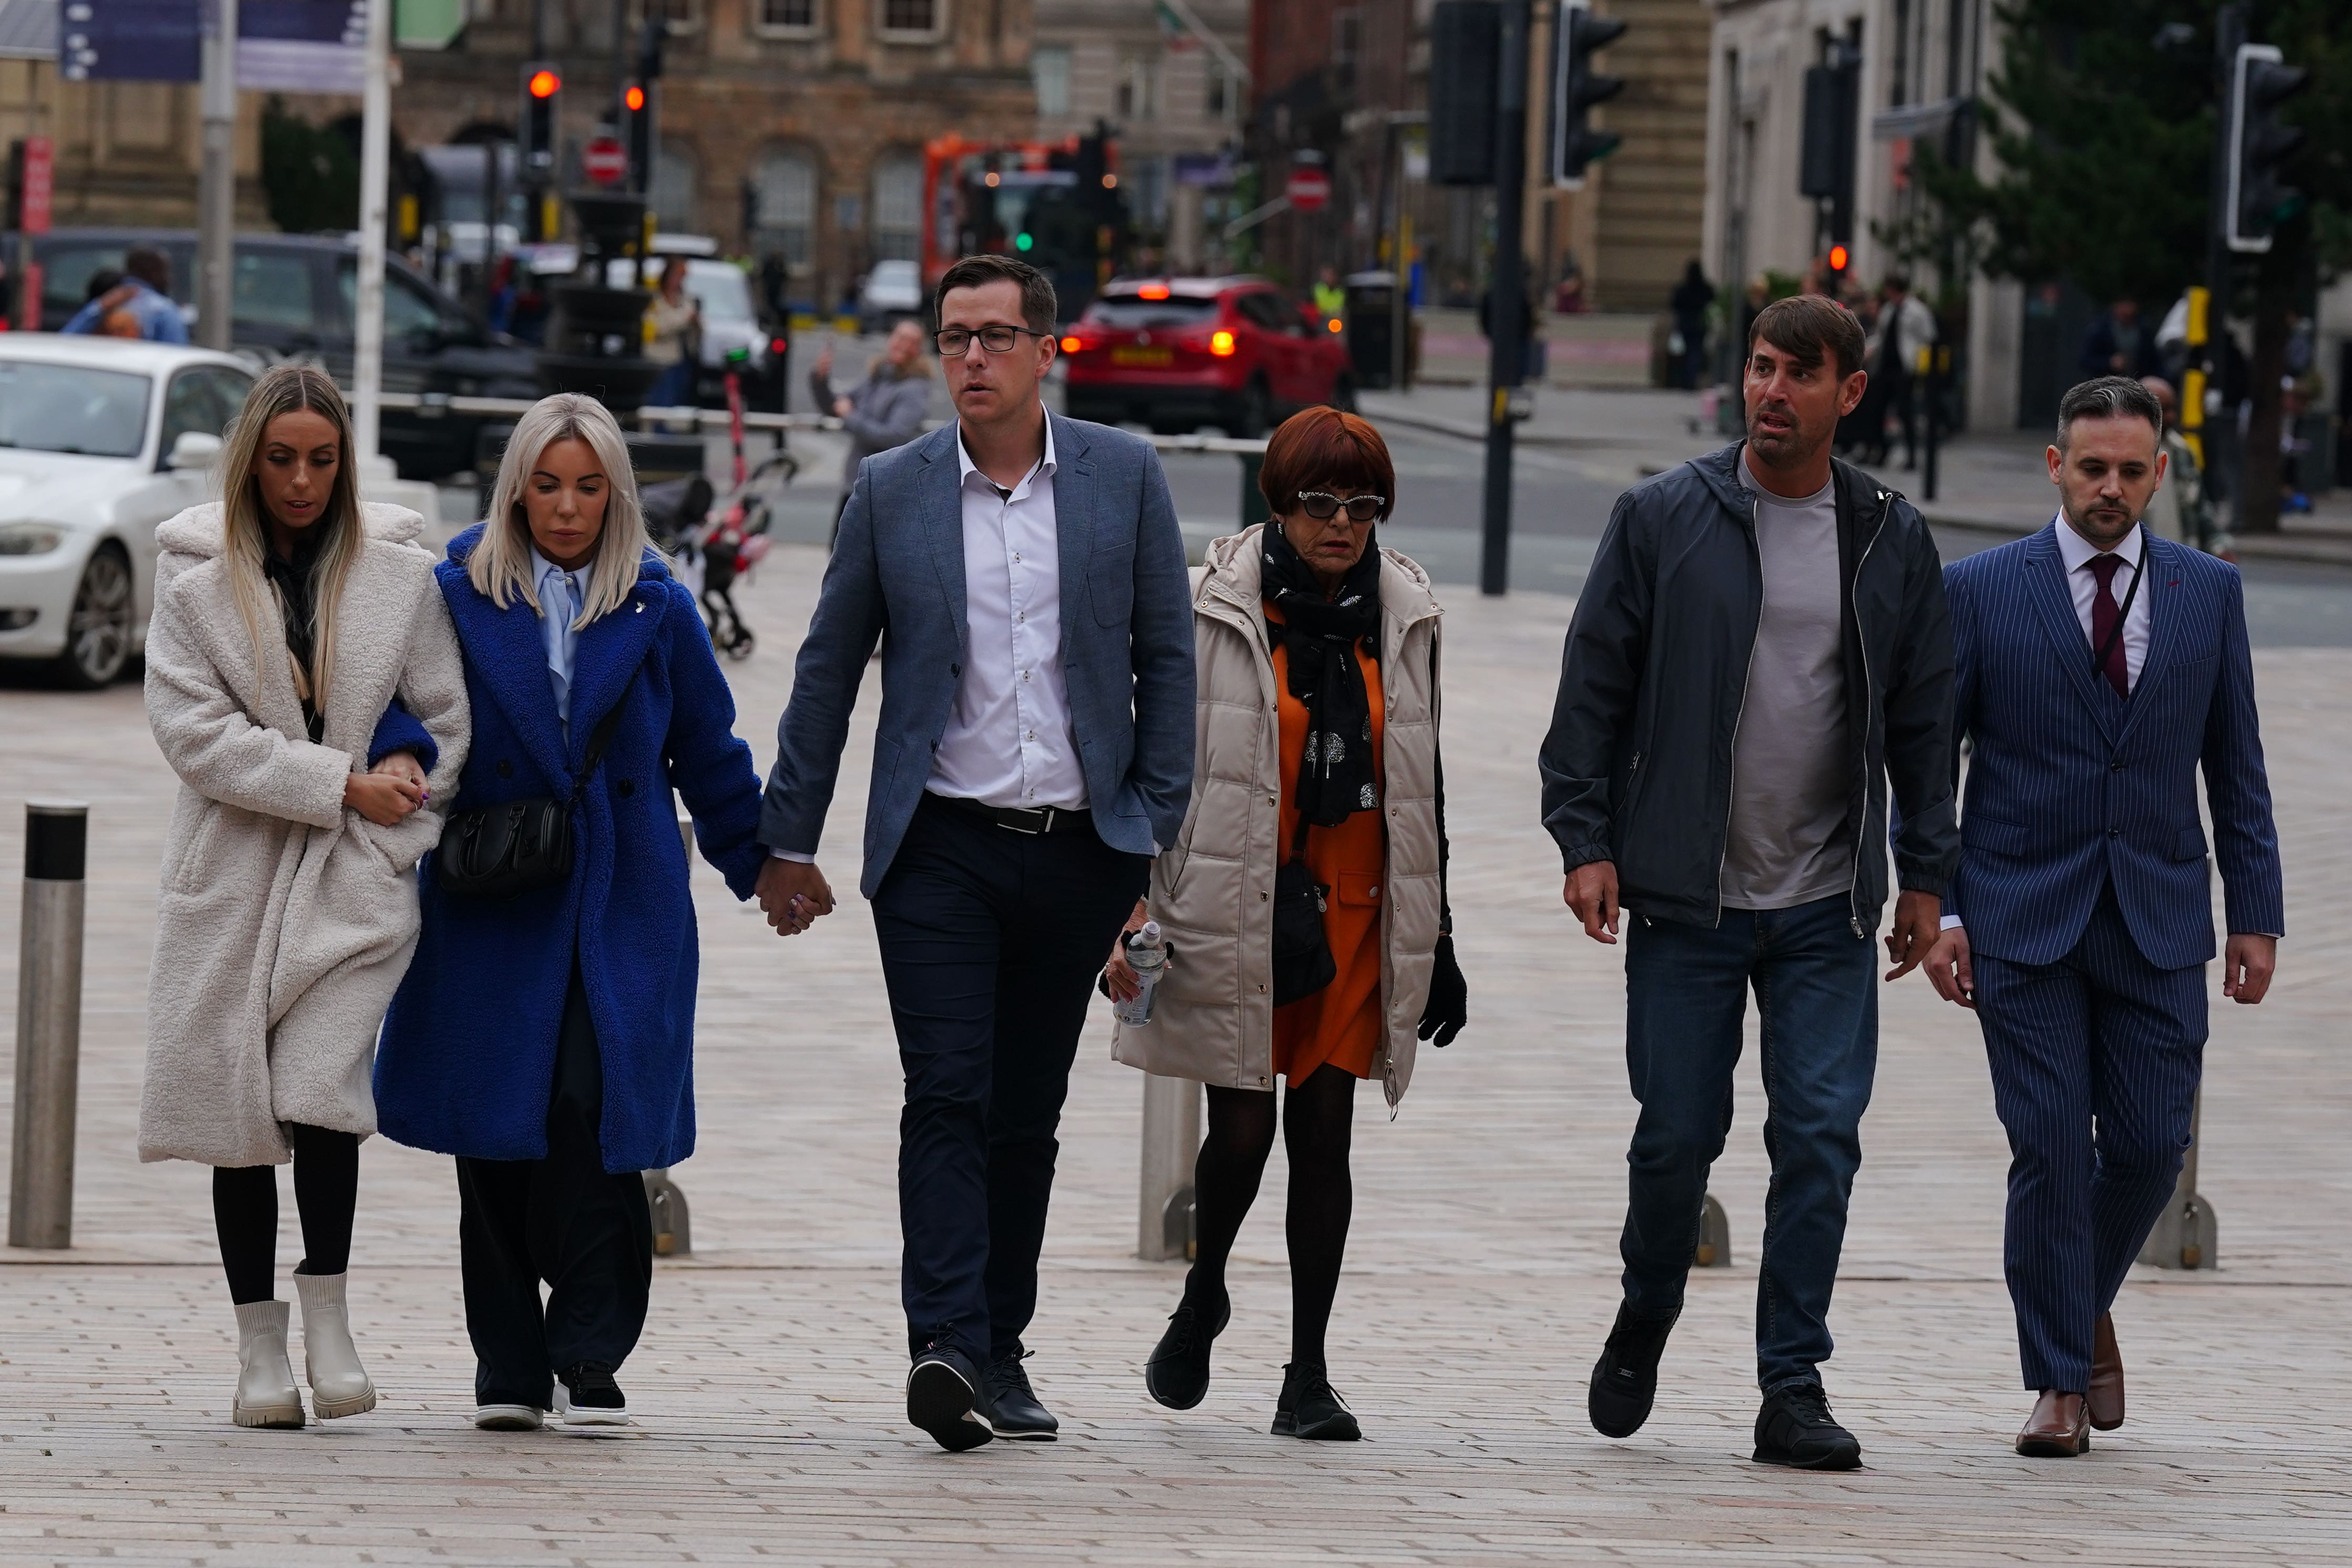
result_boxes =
[1015,232,1034,252]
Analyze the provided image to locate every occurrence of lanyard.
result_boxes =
[2090,546,2144,684]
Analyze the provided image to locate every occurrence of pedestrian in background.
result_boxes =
[1539,294,1958,1470]
[375,394,770,1433]
[64,244,188,342]
[1668,260,1714,390]
[1114,406,1467,1441]
[756,253,1194,1452]
[2139,376,2227,556]
[140,363,469,1430]
[2079,298,2162,381]
[644,257,700,410]
[1918,377,2280,1458]
[1873,275,1938,469]
[811,317,931,543]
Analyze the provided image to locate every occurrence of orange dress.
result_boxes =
[1268,627,1387,1084]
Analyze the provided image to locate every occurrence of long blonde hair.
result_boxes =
[468,393,650,627]
[219,363,365,714]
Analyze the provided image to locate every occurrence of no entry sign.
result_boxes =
[1286,167,1330,212]
[583,136,628,186]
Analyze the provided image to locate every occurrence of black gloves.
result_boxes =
[1417,930,1467,1048]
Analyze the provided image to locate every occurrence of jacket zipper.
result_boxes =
[1712,496,1763,928]
[1844,491,1894,937]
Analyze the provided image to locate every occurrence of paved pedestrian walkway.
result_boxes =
[1,549,2347,1565]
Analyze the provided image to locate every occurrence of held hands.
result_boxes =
[1882,890,1944,982]
[1563,860,1621,945]
[344,753,426,827]
[2222,933,2276,1005]
[755,857,837,937]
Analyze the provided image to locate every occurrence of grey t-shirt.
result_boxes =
[1720,463,1853,910]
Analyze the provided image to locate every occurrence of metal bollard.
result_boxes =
[2137,1089,2218,1270]
[642,1168,692,1256]
[1693,1192,1732,1268]
[1138,1073,1201,1262]
[10,802,87,1250]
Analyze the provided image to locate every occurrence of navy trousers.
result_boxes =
[1621,894,1878,1394]
[871,793,1150,1366]
[1973,884,2206,1393]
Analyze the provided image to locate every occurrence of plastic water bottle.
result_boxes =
[1114,921,1167,1027]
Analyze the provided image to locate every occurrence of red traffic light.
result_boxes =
[1827,243,1850,273]
[528,67,561,98]
[624,84,645,111]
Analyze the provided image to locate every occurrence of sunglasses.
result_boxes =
[1296,491,1386,522]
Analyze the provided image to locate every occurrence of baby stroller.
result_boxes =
[640,460,786,661]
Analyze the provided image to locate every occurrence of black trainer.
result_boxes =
[1271,1361,1360,1440]
[1588,1300,1681,1438]
[906,1340,994,1453]
[1144,1288,1230,1411]
[981,1353,1059,1441]
[1753,1381,1863,1470]
[558,1361,628,1429]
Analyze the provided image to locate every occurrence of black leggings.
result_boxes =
[211,1123,360,1306]
[1185,1063,1357,1367]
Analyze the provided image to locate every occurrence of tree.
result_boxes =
[260,96,358,235]
[1913,1,2352,532]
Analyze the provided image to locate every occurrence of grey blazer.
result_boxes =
[760,412,1197,898]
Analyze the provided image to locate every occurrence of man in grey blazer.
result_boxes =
[756,255,1196,1451]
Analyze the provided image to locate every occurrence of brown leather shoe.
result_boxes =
[2015,1390,2090,1457]
[2087,1313,2125,1431]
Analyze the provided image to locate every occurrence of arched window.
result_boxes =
[752,147,818,270]
[652,141,699,233]
[872,151,923,263]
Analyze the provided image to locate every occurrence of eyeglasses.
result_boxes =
[1296,491,1386,522]
[934,325,1051,356]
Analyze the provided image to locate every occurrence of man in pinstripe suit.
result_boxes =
[1922,377,2282,1457]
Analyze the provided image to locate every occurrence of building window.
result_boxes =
[648,0,703,32]
[878,0,941,39]
[652,141,699,232]
[1205,56,1231,120]
[872,152,923,262]
[750,148,817,269]
[1033,45,1071,119]
[755,0,817,35]
[1116,50,1160,121]
[1332,7,1360,90]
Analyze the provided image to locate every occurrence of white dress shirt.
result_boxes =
[1943,517,2154,931]
[929,415,1087,810]
[2054,515,2151,691]
[531,547,585,731]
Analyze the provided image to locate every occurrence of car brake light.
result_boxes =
[1210,330,1236,357]
[770,337,787,354]
[1059,335,1081,353]
[1327,317,1343,333]
[1138,282,1171,300]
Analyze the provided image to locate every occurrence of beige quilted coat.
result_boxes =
[1113,526,1445,1109]
[139,501,469,1167]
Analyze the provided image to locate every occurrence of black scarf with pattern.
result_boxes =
[1261,522,1383,827]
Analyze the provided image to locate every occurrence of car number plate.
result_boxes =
[1111,346,1173,366]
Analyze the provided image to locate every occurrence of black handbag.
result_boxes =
[434,683,631,901]
[1271,813,1337,1007]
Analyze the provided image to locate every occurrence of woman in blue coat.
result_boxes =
[377,393,767,1431]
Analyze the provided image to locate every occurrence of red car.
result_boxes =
[1058,276,1356,437]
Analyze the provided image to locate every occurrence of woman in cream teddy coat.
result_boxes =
[140,364,468,1430]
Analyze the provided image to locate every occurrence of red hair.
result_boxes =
[1257,406,1395,521]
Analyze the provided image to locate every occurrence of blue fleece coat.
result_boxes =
[375,525,768,1172]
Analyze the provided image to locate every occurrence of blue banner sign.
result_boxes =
[59,0,201,82]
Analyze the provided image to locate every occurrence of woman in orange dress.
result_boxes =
[1110,407,1467,1440]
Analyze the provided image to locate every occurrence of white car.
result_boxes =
[0,336,255,687]
[858,259,926,336]
[605,255,778,400]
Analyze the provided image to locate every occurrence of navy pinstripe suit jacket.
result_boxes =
[1945,523,2282,970]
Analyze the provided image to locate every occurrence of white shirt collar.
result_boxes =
[2054,514,2145,574]
[955,408,1057,499]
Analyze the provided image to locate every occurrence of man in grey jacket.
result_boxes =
[811,318,932,539]
[1539,294,1959,1470]
[757,255,1195,1453]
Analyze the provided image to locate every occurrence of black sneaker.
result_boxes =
[1588,1300,1681,1438]
[980,1352,1058,1441]
[558,1362,628,1428]
[906,1340,994,1453]
[1271,1361,1360,1440]
[1753,1381,1863,1470]
[1144,1287,1230,1411]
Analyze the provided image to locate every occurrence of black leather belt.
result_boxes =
[929,792,1075,835]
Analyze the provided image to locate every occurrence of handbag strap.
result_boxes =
[566,672,636,807]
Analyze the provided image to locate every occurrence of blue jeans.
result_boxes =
[1620,894,1876,1393]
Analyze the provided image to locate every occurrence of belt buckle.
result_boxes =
[999,805,1052,835]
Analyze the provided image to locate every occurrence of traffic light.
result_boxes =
[1825,243,1851,287]
[521,61,561,181]
[623,80,653,194]
[1548,0,1626,189]
[1428,2,1500,186]
[2225,42,2308,255]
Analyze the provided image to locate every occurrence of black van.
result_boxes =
[17,228,540,480]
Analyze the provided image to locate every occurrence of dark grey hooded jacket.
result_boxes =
[1538,442,1959,933]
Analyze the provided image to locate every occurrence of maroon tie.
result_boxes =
[2086,553,2130,697]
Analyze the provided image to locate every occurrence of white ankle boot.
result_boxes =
[232,1301,306,1429]
[295,1272,378,1419]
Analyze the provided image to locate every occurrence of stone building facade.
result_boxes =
[0,60,266,233]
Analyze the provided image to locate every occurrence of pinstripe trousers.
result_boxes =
[1973,883,2206,1393]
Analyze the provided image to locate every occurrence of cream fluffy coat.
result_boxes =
[1113,527,1443,1109]
[139,500,469,1167]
